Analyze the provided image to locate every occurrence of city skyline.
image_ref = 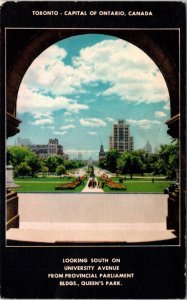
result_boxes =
[7,34,171,159]
[13,134,155,161]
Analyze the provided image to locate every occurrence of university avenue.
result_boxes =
[63,265,119,271]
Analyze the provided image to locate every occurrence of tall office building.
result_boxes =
[16,137,32,146]
[77,152,82,161]
[109,119,134,152]
[144,141,152,153]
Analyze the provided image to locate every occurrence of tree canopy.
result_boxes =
[100,141,179,179]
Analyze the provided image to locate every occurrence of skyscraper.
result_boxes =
[78,152,82,161]
[109,119,134,152]
[16,137,32,146]
[144,141,152,153]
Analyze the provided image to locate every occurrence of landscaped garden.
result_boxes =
[13,174,174,193]
[8,141,178,193]
[14,176,87,193]
[98,176,174,193]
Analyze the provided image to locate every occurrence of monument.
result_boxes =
[6,164,20,188]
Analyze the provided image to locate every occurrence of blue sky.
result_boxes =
[8,34,171,159]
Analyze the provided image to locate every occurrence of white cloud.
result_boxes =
[163,102,170,110]
[32,112,53,119]
[18,38,169,110]
[64,112,72,116]
[31,118,54,125]
[21,45,73,93]
[60,124,75,130]
[64,118,75,123]
[127,119,161,129]
[101,82,169,104]
[21,44,83,96]
[80,118,107,127]
[106,117,115,122]
[30,112,55,126]
[48,126,55,130]
[52,131,67,136]
[85,99,96,104]
[155,111,167,118]
[88,131,97,135]
[72,39,169,104]
[18,84,89,115]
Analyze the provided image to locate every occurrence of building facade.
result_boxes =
[109,120,134,152]
[16,137,32,146]
[99,143,106,161]
[77,152,82,161]
[30,139,64,158]
[144,141,152,153]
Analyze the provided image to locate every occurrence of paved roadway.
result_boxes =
[69,166,115,178]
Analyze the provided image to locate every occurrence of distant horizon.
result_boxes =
[7,132,168,161]
[7,34,171,159]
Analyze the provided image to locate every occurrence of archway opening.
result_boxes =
[7,33,179,245]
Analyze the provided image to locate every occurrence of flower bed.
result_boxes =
[100,175,126,190]
[55,177,85,190]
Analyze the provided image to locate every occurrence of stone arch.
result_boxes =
[6,29,179,138]
[6,29,181,235]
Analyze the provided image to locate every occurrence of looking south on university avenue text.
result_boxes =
[6,31,179,246]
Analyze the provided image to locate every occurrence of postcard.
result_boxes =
[0,1,186,298]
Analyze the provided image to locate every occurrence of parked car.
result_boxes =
[164,183,179,194]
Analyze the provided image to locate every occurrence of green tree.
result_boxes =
[135,150,157,175]
[77,161,86,168]
[64,160,72,170]
[46,156,59,173]
[64,160,80,170]
[117,151,143,178]
[70,161,80,169]
[98,160,107,170]
[57,156,65,166]
[15,162,31,178]
[7,146,32,168]
[41,165,49,178]
[154,158,166,175]
[154,141,178,179]
[26,153,41,177]
[56,165,66,177]
[106,149,120,173]
[146,153,158,174]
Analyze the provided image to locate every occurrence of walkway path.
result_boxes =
[82,178,104,193]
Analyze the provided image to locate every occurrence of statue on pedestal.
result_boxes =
[6,152,20,188]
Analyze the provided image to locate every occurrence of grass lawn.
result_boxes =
[14,176,174,193]
[102,180,174,193]
[14,176,87,192]
[111,177,168,182]
[15,176,75,182]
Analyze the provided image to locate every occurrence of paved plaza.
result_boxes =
[7,192,177,244]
